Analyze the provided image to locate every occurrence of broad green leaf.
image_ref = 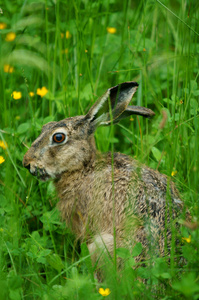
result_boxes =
[131,242,142,257]
[8,275,22,290]
[172,273,199,297]
[17,123,31,134]
[151,146,162,162]
[116,247,131,259]
[47,253,64,272]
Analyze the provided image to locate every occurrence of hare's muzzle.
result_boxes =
[23,155,31,170]
[23,154,51,181]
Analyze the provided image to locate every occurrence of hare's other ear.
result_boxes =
[115,105,155,123]
[85,82,139,130]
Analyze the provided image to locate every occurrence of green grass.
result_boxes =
[0,0,199,299]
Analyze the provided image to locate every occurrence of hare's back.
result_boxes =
[107,153,183,251]
[102,152,182,219]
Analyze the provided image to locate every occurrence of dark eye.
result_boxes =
[53,133,66,143]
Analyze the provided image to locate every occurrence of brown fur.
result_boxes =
[23,82,183,266]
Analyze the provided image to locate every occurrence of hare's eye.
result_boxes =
[53,133,66,143]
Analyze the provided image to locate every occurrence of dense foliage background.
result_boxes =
[0,0,199,299]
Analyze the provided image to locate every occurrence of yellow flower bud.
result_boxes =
[99,288,111,296]
[0,141,7,150]
[4,64,14,73]
[107,27,116,34]
[11,91,22,100]
[0,23,7,30]
[5,32,16,42]
[0,156,5,164]
[37,87,48,97]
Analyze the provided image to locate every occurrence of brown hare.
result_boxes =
[23,82,183,267]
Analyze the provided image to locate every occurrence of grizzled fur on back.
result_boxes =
[55,151,182,256]
[23,82,183,266]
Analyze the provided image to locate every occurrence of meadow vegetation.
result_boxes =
[0,0,199,299]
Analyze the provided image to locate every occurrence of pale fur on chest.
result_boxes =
[55,155,136,240]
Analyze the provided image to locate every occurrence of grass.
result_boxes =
[0,0,199,299]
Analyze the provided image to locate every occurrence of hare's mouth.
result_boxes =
[29,166,51,182]
[39,173,51,181]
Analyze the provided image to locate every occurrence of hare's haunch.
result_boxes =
[23,82,182,263]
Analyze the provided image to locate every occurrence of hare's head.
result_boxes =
[23,82,155,181]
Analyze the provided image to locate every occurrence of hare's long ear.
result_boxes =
[85,82,139,130]
[115,105,155,123]
[84,82,155,132]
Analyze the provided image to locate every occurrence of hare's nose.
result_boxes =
[24,163,31,171]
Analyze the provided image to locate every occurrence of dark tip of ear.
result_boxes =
[109,81,139,96]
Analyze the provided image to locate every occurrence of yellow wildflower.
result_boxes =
[37,87,48,97]
[5,32,16,42]
[62,48,68,54]
[29,92,35,97]
[99,288,111,297]
[143,48,146,52]
[107,27,116,34]
[0,156,5,164]
[11,91,22,100]
[0,23,7,30]
[171,170,177,177]
[0,141,7,150]
[15,116,21,120]
[182,235,191,243]
[61,31,71,39]
[0,228,3,232]
[66,30,71,39]
[4,64,14,73]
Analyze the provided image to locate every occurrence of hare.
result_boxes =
[23,82,183,266]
